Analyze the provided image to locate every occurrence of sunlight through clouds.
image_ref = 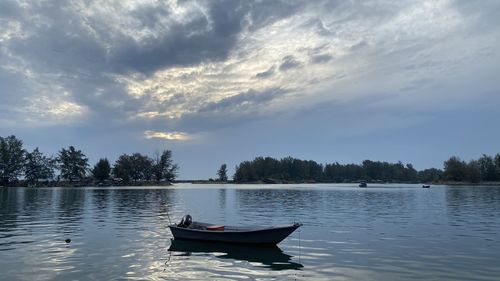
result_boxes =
[144,130,193,141]
[118,0,467,126]
[21,94,87,125]
[1,0,499,177]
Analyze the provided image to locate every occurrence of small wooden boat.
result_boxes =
[169,215,302,245]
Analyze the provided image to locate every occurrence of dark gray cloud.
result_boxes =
[199,88,286,114]
[0,1,22,18]
[0,68,29,121]
[113,0,306,74]
[255,66,275,79]
[129,4,171,29]
[156,88,289,132]
[3,0,305,76]
[0,0,305,124]
[112,1,246,74]
[349,41,369,52]
[279,55,301,71]
[311,54,333,64]
[301,18,334,36]
[246,0,305,31]
[451,0,500,32]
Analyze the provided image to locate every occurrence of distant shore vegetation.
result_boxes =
[0,135,178,187]
[233,155,500,184]
[1,135,500,187]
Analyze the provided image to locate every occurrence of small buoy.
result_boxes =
[65,239,71,244]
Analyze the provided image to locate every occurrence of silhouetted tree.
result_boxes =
[131,153,154,181]
[24,148,55,184]
[112,153,156,183]
[113,154,133,183]
[153,150,178,182]
[234,161,256,182]
[477,154,497,181]
[92,158,111,183]
[235,157,438,183]
[417,168,443,183]
[126,153,151,181]
[404,163,418,182]
[495,154,500,180]
[57,146,89,182]
[234,156,324,183]
[442,156,482,183]
[0,135,26,184]
[363,160,383,181]
[466,160,481,183]
[443,156,468,181]
[217,164,228,182]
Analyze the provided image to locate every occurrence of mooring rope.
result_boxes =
[298,224,301,265]
[166,209,172,225]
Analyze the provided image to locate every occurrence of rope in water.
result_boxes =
[166,210,172,225]
[299,223,301,263]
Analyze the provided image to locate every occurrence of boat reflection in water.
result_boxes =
[168,239,303,271]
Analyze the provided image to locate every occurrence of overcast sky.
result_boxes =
[1,0,499,179]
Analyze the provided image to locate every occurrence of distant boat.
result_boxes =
[422,184,431,188]
[169,215,302,245]
[359,181,367,188]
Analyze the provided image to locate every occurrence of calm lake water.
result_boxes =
[1,184,500,280]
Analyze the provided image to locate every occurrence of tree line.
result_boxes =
[3,134,500,186]
[233,154,500,183]
[0,135,178,186]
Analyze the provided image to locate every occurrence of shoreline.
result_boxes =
[3,180,500,188]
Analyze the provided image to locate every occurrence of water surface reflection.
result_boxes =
[168,239,303,271]
[1,185,500,280]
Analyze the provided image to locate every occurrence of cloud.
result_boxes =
[1,0,499,140]
[279,55,301,71]
[198,88,287,114]
[0,1,22,19]
[1,0,499,179]
[0,0,309,127]
[255,66,275,79]
[310,54,333,64]
[301,18,334,36]
[144,130,193,141]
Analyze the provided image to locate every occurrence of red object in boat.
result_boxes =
[207,225,225,231]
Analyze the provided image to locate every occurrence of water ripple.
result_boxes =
[1,185,500,280]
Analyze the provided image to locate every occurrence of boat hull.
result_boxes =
[169,223,301,245]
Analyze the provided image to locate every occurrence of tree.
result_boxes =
[404,163,418,182]
[112,153,159,183]
[131,153,154,181]
[477,154,497,181]
[113,154,133,183]
[57,146,89,182]
[153,150,179,182]
[0,135,26,184]
[217,164,228,182]
[363,160,382,181]
[24,148,55,184]
[417,168,443,183]
[92,158,111,183]
[233,161,256,182]
[466,160,481,183]
[495,154,500,180]
[443,156,468,181]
